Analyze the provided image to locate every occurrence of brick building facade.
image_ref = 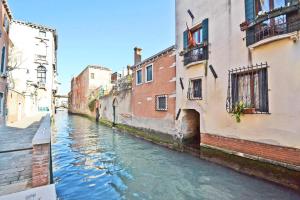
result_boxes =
[131,46,176,135]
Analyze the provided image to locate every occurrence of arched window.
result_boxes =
[37,66,46,83]
[0,46,6,74]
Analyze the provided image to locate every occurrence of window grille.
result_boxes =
[156,95,168,111]
[226,63,269,114]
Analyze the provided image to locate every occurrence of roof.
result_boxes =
[2,0,13,20]
[76,65,112,78]
[12,20,56,33]
[86,65,112,71]
[131,45,176,69]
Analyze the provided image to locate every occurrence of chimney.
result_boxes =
[134,47,142,65]
[127,65,131,76]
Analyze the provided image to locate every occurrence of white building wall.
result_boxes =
[175,0,300,149]
[8,21,58,118]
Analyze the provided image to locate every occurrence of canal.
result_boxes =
[52,111,300,200]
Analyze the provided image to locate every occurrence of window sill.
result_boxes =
[249,31,299,49]
[145,80,153,84]
[188,97,202,101]
[185,60,207,69]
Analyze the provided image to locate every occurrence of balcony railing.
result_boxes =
[247,15,300,46]
[183,45,208,66]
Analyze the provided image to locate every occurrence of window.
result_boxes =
[255,0,285,15]
[37,66,47,83]
[0,92,3,115]
[156,95,168,111]
[192,28,203,44]
[39,30,46,38]
[91,73,95,79]
[227,64,269,113]
[0,46,6,74]
[136,69,142,85]
[183,18,209,65]
[145,64,153,82]
[188,79,202,100]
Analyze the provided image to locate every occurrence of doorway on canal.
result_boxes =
[112,98,118,125]
[182,109,201,149]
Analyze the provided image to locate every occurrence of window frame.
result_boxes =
[156,95,168,111]
[91,73,95,79]
[136,68,143,85]
[227,63,269,114]
[188,78,202,100]
[37,66,47,84]
[145,64,153,83]
[0,46,6,75]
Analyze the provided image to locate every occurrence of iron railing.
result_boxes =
[183,45,208,66]
[247,15,300,45]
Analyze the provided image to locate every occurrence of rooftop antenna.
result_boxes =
[187,9,195,25]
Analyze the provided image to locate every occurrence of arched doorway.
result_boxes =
[112,98,118,125]
[181,109,201,149]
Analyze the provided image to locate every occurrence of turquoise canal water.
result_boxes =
[52,111,300,200]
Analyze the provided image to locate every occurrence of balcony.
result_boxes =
[247,15,300,46]
[183,44,208,66]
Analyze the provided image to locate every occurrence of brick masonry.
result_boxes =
[32,144,50,187]
[201,133,300,167]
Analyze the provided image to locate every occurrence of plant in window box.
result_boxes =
[243,107,256,114]
[232,101,245,123]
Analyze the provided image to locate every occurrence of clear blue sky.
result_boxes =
[9,0,175,94]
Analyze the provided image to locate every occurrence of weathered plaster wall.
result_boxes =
[175,0,300,149]
[8,22,57,119]
[7,90,25,123]
[99,90,132,125]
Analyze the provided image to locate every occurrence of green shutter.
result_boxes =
[183,30,188,49]
[245,0,256,46]
[202,18,209,42]
[244,0,255,22]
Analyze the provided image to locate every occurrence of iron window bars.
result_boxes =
[156,95,168,111]
[226,62,269,114]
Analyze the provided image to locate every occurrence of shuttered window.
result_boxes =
[0,46,6,74]
[0,92,3,115]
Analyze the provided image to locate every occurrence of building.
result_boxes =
[0,0,12,125]
[175,0,300,168]
[7,20,58,122]
[131,46,176,135]
[69,65,112,115]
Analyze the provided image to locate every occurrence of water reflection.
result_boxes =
[52,111,300,200]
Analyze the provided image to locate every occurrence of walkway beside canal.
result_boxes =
[0,115,43,196]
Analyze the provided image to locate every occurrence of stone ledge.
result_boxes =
[0,184,56,200]
[32,114,51,145]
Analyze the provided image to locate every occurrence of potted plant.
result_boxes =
[232,101,245,123]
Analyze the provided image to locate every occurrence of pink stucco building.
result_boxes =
[0,0,12,125]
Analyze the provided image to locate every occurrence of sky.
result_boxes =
[9,0,175,94]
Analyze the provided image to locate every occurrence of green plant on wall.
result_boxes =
[88,99,96,112]
[232,101,245,123]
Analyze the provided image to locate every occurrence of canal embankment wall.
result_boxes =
[67,111,300,192]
